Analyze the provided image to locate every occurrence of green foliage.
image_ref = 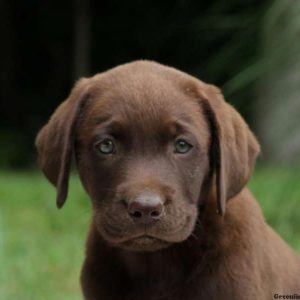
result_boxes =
[3,0,300,166]
[0,169,299,299]
[0,0,267,167]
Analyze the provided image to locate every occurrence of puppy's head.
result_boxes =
[36,61,260,251]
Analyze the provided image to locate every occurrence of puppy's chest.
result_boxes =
[101,264,256,300]
[102,262,186,299]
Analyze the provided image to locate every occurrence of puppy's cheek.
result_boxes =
[91,209,118,241]
[182,210,198,239]
[93,216,121,244]
[92,208,137,244]
[172,208,198,242]
[91,210,106,237]
[151,204,198,243]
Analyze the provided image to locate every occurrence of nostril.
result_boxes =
[130,211,142,218]
[150,210,161,217]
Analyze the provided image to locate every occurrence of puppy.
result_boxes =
[36,61,300,300]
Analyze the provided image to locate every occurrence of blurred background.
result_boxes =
[0,0,299,299]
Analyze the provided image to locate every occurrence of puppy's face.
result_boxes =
[36,61,259,252]
[76,75,210,251]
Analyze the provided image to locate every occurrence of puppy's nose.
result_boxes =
[128,193,164,223]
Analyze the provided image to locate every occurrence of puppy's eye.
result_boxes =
[95,139,115,154]
[174,139,193,154]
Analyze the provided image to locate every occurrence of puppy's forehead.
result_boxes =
[81,61,209,140]
[90,87,196,123]
[84,86,202,133]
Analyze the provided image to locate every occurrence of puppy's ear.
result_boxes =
[199,84,260,216]
[35,78,90,208]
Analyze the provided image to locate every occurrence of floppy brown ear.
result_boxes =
[35,78,90,208]
[199,84,260,216]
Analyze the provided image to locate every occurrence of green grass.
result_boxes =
[0,172,90,300]
[0,168,299,299]
[249,167,300,252]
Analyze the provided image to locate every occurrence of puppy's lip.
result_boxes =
[101,216,194,244]
[120,235,171,251]
[108,232,171,246]
[128,235,162,244]
[114,234,166,245]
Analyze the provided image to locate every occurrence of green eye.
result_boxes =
[174,139,193,154]
[96,139,115,154]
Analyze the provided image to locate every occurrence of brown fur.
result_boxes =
[35,61,300,300]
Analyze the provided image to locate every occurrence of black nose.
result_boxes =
[128,193,164,223]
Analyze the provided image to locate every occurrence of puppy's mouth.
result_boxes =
[98,215,195,251]
[120,235,171,251]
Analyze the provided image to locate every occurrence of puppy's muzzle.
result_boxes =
[124,192,165,224]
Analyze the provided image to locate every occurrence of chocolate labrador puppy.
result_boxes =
[36,61,300,300]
